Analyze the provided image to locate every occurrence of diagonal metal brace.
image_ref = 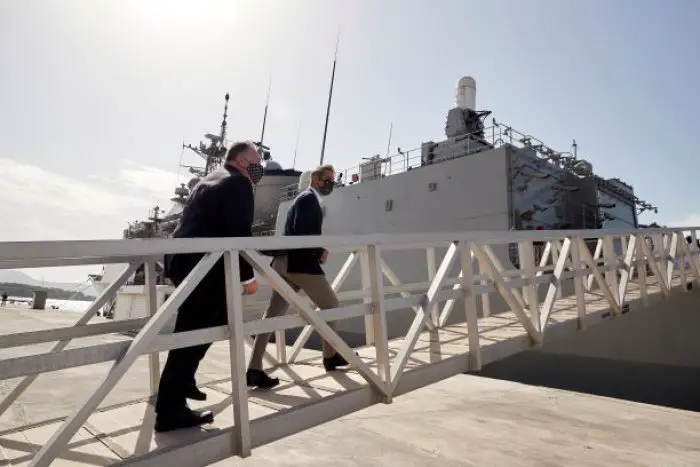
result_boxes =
[0,262,139,419]
[242,250,388,396]
[288,251,359,363]
[29,252,223,467]
[389,242,459,391]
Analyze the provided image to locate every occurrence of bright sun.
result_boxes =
[127,0,242,26]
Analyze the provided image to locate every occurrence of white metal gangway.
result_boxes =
[0,226,698,466]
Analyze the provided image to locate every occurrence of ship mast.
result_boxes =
[204,92,230,175]
[259,77,272,147]
[319,30,340,166]
[182,93,231,177]
[220,93,229,143]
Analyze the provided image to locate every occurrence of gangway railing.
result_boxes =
[0,226,697,466]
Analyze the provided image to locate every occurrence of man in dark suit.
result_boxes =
[154,141,263,432]
[247,164,350,388]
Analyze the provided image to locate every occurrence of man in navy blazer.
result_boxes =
[247,164,349,388]
[155,141,263,432]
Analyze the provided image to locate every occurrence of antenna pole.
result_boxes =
[293,122,301,169]
[385,122,393,158]
[319,29,340,165]
[260,76,272,146]
[220,93,230,143]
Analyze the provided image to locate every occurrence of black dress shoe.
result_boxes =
[323,352,353,372]
[186,387,207,401]
[246,369,280,388]
[154,408,214,433]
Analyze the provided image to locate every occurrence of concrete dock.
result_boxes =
[219,374,700,467]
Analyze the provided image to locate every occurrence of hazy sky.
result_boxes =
[1,0,698,282]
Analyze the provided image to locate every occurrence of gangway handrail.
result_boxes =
[0,226,695,267]
[0,225,697,466]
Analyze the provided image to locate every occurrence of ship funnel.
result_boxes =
[455,76,476,110]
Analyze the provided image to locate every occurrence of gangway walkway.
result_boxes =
[0,226,697,466]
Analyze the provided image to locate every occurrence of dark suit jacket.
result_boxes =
[165,166,255,289]
[284,189,325,275]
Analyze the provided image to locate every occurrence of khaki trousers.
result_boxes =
[249,256,340,370]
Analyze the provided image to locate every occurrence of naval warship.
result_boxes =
[90,75,658,346]
[89,92,301,317]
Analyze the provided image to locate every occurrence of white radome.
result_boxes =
[455,76,477,110]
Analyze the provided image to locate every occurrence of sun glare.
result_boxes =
[127,0,242,27]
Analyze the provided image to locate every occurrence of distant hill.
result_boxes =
[0,270,97,300]
[0,282,95,301]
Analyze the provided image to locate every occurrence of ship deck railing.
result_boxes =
[277,120,623,203]
[0,226,698,466]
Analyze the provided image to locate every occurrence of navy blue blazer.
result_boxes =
[283,189,326,275]
[165,166,255,286]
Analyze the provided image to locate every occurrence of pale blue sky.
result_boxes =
[0,0,697,281]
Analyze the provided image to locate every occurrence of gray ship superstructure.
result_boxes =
[122,93,301,242]
[283,76,653,236]
[269,76,656,344]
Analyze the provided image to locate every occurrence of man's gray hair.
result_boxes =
[225,141,258,163]
[311,164,334,180]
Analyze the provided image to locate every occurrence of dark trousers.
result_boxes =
[154,269,227,415]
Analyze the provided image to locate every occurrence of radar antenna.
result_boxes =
[181,93,230,177]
